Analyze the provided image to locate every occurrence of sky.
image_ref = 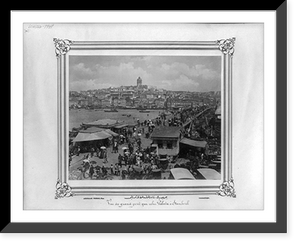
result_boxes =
[69,56,221,92]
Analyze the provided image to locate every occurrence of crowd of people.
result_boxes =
[72,134,165,180]
[69,106,221,180]
[69,117,170,180]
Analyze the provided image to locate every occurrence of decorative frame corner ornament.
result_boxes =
[55,180,73,199]
[218,178,236,198]
[53,38,73,58]
[217,37,236,57]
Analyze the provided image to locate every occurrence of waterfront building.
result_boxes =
[78,99,88,107]
[101,99,111,108]
[115,98,127,108]
[110,92,120,99]
[69,97,79,107]
[87,96,93,105]
[121,92,134,99]
[146,93,155,99]
[92,98,102,108]
[154,98,166,108]
[125,97,133,107]
[150,126,182,158]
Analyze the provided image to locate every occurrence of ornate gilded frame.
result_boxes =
[54,38,235,199]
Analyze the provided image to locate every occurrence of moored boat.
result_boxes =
[104,108,118,112]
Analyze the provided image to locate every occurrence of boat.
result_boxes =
[104,108,118,112]
[139,110,150,113]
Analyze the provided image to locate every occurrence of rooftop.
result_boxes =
[73,131,112,142]
[150,126,181,139]
[180,138,207,149]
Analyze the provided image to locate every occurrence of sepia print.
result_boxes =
[55,40,234,198]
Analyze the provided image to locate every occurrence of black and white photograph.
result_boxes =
[52,38,234,199]
[68,55,222,182]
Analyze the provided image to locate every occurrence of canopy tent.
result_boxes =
[79,127,105,133]
[180,138,207,149]
[113,124,128,129]
[103,129,119,137]
[197,168,221,180]
[73,131,112,143]
[170,168,196,180]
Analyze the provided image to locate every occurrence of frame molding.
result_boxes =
[54,38,235,198]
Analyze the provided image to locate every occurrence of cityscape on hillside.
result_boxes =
[69,77,221,110]
[68,76,222,181]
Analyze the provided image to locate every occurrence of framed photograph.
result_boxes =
[6,3,287,233]
[55,39,234,198]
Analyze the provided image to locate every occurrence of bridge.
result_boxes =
[182,107,213,128]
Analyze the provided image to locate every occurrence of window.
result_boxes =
[157,140,163,149]
[167,141,173,149]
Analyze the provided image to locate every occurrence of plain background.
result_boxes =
[23,23,264,211]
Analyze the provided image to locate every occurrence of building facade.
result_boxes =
[150,127,182,158]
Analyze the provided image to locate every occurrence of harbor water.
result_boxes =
[69,108,163,130]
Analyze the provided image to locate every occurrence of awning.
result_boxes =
[104,129,119,137]
[180,138,207,148]
[73,131,112,142]
[113,124,128,129]
[170,168,195,180]
[79,127,104,133]
[80,127,118,137]
[197,168,221,180]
